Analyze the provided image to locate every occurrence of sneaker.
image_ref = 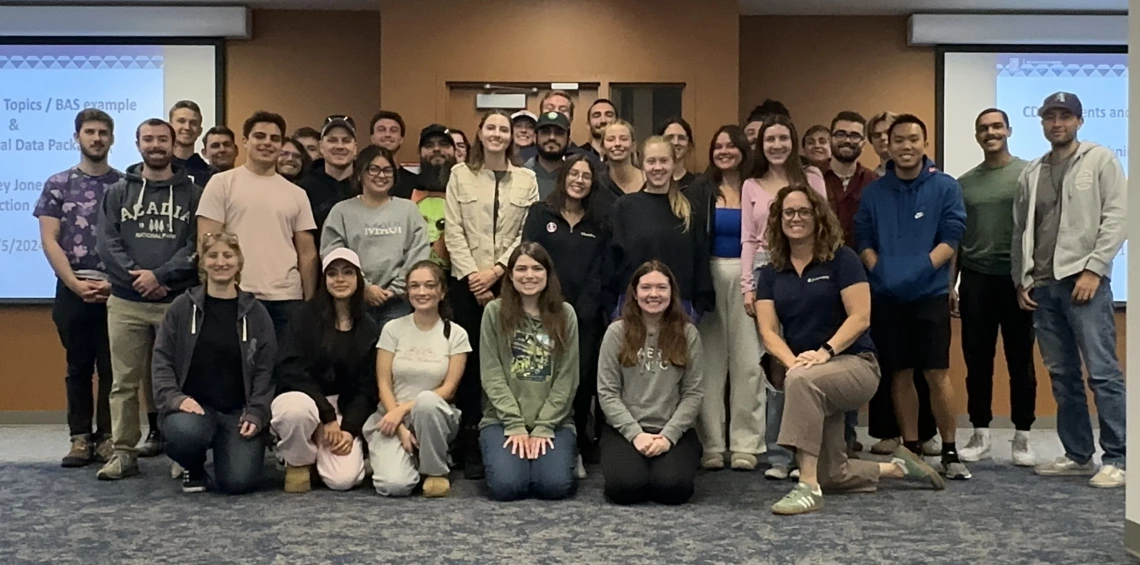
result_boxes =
[1011,431,1035,467]
[574,454,587,479]
[170,462,185,480]
[62,435,93,468]
[730,453,757,471]
[93,437,114,464]
[1089,465,1125,489]
[284,464,312,493]
[764,464,790,480]
[138,429,163,458]
[891,447,945,490]
[959,429,991,462]
[1035,456,1096,477]
[771,483,823,516]
[422,476,451,498]
[95,451,139,480]
[789,467,800,480]
[922,436,942,457]
[701,452,726,470]
[943,459,972,481]
[181,468,207,493]
[870,438,900,455]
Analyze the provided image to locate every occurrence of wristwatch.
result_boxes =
[821,343,836,358]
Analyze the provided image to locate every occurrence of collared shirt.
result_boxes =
[823,162,878,249]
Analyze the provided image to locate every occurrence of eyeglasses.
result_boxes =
[279,150,303,160]
[567,169,593,183]
[781,208,814,220]
[366,165,396,178]
[664,133,690,144]
[831,131,864,143]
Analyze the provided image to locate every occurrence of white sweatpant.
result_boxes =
[364,390,460,497]
[270,391,366,491]
[697,257,766,455]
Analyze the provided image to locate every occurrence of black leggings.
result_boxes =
[573,316,604,447]
[600,425,701,505]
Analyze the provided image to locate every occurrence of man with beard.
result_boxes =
[582,99,616,159]
[299,115,358,229]
[512,111,539,163]
[95,118,201,480]
[369,110,420,200]
[35,109,121,468]
[202,126,238,173]
[953,108,1036,467]
[411,125,457,270]
[1013,93,1126,488]
[524,111,571,199]
[168,100,212,188]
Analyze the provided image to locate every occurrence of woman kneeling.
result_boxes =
[754,185,944,516]
[598,261,704,505]
[366,261,470,497]
[152,233,276,494]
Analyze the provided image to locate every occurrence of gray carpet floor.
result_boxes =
[0,427,1129,565]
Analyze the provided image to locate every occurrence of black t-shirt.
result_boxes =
[185,295,246,413]
[390,166,421,200]
[754,246,875,356]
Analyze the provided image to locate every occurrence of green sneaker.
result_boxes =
[95,451,140,481]
[893,447,945,490]
[771,483,823,515]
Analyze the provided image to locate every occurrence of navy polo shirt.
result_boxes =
[754,246,875,356]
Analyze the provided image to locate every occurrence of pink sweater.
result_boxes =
[740,167,828,293]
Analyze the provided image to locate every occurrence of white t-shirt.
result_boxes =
[378,314,472,404]
[197,166,317,301]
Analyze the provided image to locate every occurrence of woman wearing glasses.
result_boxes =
[321,145,431,331]
[755,185,944,516]
[444,109,540,478]
[658,118,697,191]
[278,137,313,185]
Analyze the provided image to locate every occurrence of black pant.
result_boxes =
[600,425,701,505]
[259,299,302,347]
[52,279,112,438]
[959,268,1037,431]
[449,274,497,428]
[573,316,604,448]
[868,296,936,442]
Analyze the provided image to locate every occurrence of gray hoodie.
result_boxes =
[151,286,277,430]
[97,163,201,302]
[319,196,429,294]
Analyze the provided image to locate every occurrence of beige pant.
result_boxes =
[697,257,766,455]
[271,392,366,491]
[778,353,881,493]
[107,295,168,452]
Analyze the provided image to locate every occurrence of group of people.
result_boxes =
[34,88,1125,516]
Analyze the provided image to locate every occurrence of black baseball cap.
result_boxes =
[536,111,570,132]
[321,115,356,138]
[1038,92,1083,118]
[419,124,455,148]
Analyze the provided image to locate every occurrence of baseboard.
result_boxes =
[853,414,1058,430]
[0,411,67,425]
[1126,520,1140,558]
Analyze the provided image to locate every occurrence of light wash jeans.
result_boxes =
[1032,275,1125,468]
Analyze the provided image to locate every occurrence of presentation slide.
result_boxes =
[942,51,1128,302]
[0,44,218,300]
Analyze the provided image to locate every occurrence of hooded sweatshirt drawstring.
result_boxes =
[242,316,248,342]
[167,185,175,232]
[191,303,198,334]
[135,177,148,210]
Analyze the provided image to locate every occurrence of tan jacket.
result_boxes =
[444,162,539,279]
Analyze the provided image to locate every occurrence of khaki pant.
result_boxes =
[697,257,765,455]
[778,353,881,493]
[107,296,169,452]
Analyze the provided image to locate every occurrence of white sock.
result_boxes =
[891,457,909,477]
[800,482,822,496]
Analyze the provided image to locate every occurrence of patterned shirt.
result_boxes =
[33,167,123,273]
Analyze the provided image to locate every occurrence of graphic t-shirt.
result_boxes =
[413,189,450,269]
[378,314,471,404]
[33,167,123,273]
[510,321,553,383]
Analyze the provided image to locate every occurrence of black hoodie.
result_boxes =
[97,163,201,303]
[298,159,356,230]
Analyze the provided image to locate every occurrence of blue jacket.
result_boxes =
[853,157,966,302]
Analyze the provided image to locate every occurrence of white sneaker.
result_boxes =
[764,465,790,480]
[1035,456,1095,476]
[1011,431,1035,467]
[958,429,991,462]
[789,468,800,480]
[574,454,587,480]
[922,436,942,457]
[1090,465,1125,488]
[170,461,184,480]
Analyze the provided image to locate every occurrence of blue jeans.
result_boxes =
[163,408,266,494]
[260,299,302,345]
[766,387,792,467]
[1032,276,1125,468]
[479,424,576,501]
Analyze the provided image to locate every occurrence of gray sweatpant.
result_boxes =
[364,390,460,496]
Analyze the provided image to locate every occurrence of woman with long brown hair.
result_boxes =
[597,261,704,505]
[755,186,943,515]
[444,109,540,478]
[478,242,580,501]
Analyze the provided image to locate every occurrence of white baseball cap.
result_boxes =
[321,248,362,272]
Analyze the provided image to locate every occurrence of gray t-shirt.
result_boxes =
[524,157,561,200]
[378,314,472,404]
[1031,156,1072,285]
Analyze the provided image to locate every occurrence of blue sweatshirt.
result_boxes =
[853,157,966,303]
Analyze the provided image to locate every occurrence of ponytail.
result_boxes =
[667,180,692,233]
[405,259,453,338]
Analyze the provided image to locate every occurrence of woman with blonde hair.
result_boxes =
[597,119,643,203]
[152,232,277,494]
[610,136,713,322]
